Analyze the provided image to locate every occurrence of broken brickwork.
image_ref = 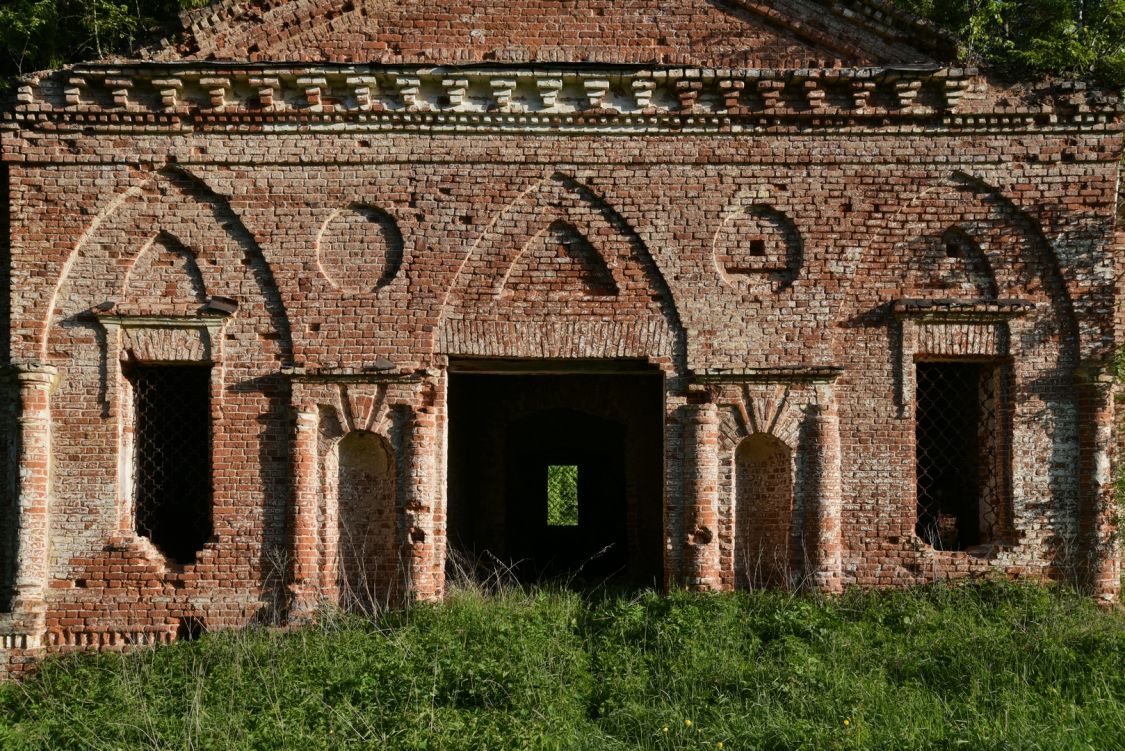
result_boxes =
[0,0,1122,677]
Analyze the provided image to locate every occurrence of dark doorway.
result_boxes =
[914,359,1009,550]
[447,362,664,586]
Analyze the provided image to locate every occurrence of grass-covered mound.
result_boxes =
[1,581,1123,750]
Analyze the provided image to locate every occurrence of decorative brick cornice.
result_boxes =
[4,64,1119,135]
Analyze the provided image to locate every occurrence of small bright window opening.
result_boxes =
[546,465,579,526]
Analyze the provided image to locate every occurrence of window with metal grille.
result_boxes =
[915,360,1009,551]
[129,365,212,563]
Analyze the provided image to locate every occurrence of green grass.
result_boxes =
[1,580,1123,750]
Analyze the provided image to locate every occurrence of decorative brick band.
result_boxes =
[5,64,1119,135]
[0,633,30,650]
[46,628,175,649]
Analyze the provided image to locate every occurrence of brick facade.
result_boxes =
[0,0,1121,677]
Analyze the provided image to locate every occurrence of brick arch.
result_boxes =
[122,230,209,308]
[833,171,1079,351]
[437,172,686,365]
[499,218,619,299]
[831,171,1085,574]
[713,383,826,590]
[44,165,293,364]
[900,224,998,300]
[41,166,297,628]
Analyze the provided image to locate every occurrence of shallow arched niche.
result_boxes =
[734,432,795,589]
[437,172,686,364]
[501,219,619,299]
[44,165,293,362]
[334,431,397,611]
[831,172,1078,349]
[316,204,404,295]
[122,231,208,307]
[713,205,802,289]
[901,225,998,298]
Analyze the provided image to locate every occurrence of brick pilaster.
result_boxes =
[288,401,321,621]
[1075,365,1120,604]
[404,379,443,602]
[682,402,720,591]
[804,395,844,593]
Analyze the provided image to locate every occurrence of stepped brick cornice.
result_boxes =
[5,64,1120,136]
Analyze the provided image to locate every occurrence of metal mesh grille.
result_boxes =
[130,365,212,563]
[915,362,983,550]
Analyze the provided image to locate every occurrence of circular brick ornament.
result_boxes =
[713,205,802,289]
[316,205,404,295]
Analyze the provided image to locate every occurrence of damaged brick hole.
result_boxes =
[176,616,207,642]
[689,527,714,545]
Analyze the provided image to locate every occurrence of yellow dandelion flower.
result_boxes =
[662,727,669,733]
[717,743,725,749]
[685,719,693,728]
[843,719,851,727]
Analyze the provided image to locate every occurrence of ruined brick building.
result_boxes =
[1,0,1122,675]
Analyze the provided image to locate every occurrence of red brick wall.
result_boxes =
[153,0,942,67]
[0,53,1121,674]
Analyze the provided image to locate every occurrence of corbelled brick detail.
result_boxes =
[0,0,1122,678]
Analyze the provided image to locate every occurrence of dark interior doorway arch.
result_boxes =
[505,408,627,579]
[446,362,663,586]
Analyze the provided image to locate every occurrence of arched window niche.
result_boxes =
[734,432,796,589]
[333,431,398,611]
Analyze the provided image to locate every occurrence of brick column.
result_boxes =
[403,396,441,601]
[288,402,320,621]
[10,364,58,640]
[682,402,720,591]
[804,395,844,593]
[1075,365,1119,604]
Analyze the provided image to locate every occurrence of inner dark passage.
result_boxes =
[448,365,664,585]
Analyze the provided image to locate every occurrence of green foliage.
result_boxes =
[0,0,210,89]
[1,581,1123,750]
[892,0,1125,87]
[547,464,579,526]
